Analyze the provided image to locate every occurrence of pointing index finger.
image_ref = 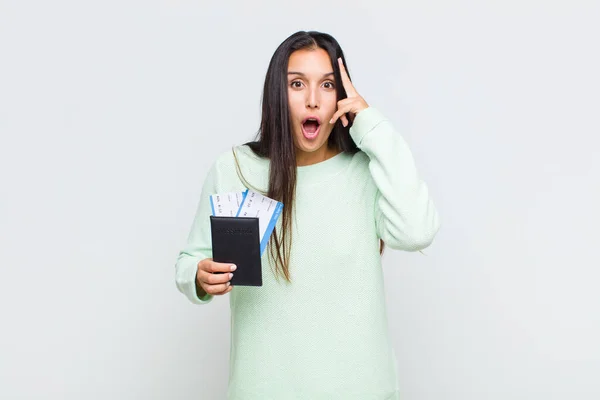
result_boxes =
[338,57,356,97]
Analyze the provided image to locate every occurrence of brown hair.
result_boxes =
[232,31,385,283]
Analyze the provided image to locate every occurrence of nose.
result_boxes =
[306,86,319,109]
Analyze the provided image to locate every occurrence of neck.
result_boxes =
[296,145,339,167]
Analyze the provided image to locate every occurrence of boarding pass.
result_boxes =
[210,189,283,256]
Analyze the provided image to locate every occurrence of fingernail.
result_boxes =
[229,273,233,279]
[230,264,237,271]
[329,119,333,124]
[227,282,231,286]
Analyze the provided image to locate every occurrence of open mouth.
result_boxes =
[301,117,321,140]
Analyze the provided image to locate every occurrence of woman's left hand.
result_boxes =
[329,57,370,127]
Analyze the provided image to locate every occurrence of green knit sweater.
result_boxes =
[175,107,440,399]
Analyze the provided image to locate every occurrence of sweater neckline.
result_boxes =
[296,150,352,183]
[238,145,352,185]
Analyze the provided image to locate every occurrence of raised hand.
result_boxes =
[329,57,369,127]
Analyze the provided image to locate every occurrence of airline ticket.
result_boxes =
[209,191,247,217]
[210,189,283,256]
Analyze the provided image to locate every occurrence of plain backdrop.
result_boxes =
[1,1,599,399]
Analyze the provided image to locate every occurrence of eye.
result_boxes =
[290,80,303,89]
[323,81,335,89]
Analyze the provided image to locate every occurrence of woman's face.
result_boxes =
[287,47,339,165]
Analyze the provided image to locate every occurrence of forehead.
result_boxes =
[288,48,333,75]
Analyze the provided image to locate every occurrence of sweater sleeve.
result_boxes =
[349,107,441,251]
[174,161,219,305]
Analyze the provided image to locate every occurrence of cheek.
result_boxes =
[287,91,304,118]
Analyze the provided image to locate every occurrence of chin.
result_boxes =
[296,136,328,152]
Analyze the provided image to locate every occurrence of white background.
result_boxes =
[1,1,599,399]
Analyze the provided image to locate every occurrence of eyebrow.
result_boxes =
[287,71,334,78]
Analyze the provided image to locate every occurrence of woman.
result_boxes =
[175,30,440,399]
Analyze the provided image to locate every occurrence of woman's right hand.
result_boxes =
[196,258,236,296]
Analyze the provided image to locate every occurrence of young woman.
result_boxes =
[175,30,440,399]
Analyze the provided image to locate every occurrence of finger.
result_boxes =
[199,269,233,285]
[330,103,350,125]
[340,114,348,127]
[331,108,350,126]
[329,109,343,125]
[203,259,237,274]
[219,285,234,295]
[204,281,232,295]
[337,57,357,97]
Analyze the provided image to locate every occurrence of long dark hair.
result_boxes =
[233,30,385,283]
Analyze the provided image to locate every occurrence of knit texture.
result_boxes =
[175,107,440,399]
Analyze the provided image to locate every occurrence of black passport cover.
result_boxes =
[210,216,262,286]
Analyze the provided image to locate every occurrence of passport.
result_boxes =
[210,215,262,287]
